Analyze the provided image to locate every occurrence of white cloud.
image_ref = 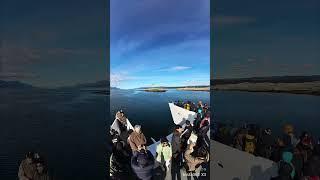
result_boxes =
[158,66,192,72]
[172,66,192,71]
[110,73,126,87]
[110,72,139,87]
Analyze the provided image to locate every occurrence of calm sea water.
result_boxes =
[0,88,208,179]
[213,91,320,138]
[1,88,318,179]
[110,89,210,144]
[0,88,107,179]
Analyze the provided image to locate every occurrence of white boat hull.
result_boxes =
[110,118,134,135]
[168,103,197,126]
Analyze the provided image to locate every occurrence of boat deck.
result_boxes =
[152,161,208,180]
[210,140,278,180]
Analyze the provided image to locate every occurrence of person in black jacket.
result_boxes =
[131,148,155,180]
[198,120,210,150]
[257,128,276,159]
[271,162,293,180]
[110,141,132,179]
[181,120,193,151]
[171,125,184,180]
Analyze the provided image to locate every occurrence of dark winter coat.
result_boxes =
[131,150,154,180]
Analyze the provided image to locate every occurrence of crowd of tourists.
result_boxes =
[214,123,320,180]
[18,152,53,180]
[109,101,210,180]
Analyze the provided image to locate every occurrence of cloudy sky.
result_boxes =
[0,0,107,88]
[2,0,318,88]
[110,0,210,89]
[212,0,320,79]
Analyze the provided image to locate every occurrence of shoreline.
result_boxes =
[211,81,320,96]
[142,88,167,92]
[176,87,210,92]
[212,89,320,96]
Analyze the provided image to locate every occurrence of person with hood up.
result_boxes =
[131,148,155,180]
[128,125,147,153]
[278,151,295,179]
[155,137,172,171]
[18,152,37,180]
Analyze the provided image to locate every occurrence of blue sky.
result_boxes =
[110,0,210,89]
[212,0,320,79]
[2,0,318,88]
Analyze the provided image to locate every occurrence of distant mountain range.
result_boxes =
[211,75,320,85]
[0,80,110,90]
[0,80,34,89]
[137,85,209,89]
[74,80,109,88]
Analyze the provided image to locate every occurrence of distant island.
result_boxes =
[143,88,167,92]
[211,75,320,96]
[137,85,210,92]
